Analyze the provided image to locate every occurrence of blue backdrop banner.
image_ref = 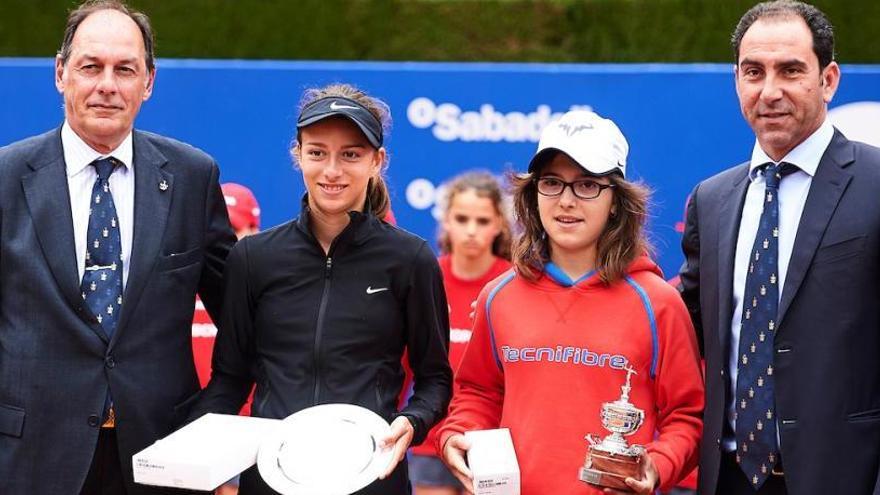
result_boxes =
[2,59,879,277]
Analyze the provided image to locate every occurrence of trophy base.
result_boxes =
[579,466,632,492]
[579,449,642,492]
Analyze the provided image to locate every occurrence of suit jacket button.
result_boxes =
[720,368,725,377]
[105,356,116,369]
[87,415,100,427]
[716,438,721,446]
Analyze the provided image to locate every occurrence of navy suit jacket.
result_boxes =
[680,130,880,495]
[0,128,235,494]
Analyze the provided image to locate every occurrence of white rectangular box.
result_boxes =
[133,413,280,491]
[465,428,521,495]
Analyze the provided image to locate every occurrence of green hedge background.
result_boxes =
[1,0,878,63]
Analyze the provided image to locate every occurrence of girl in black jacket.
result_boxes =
[194,83,453,494]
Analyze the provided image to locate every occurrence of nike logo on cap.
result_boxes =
[366,286,389,294]
[330,101,359,111]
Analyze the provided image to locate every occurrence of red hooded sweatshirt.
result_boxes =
[438,256,704,494]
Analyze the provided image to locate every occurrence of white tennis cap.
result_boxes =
[528,110,629,178]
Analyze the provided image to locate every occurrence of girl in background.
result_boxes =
[410,171,512,495]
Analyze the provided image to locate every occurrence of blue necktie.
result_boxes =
[80,157,124,338]
[735,162,793,488]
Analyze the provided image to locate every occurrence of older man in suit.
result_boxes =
[0,1,235,493]
[679,1,880,494]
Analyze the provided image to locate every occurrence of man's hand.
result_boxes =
[441,434,475,494]
[378,416,414,479]
[603,454,659,495]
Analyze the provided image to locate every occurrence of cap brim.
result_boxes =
[297,112,382,149]
[527,148,623,177]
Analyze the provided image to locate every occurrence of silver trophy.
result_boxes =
[579,367,645,491]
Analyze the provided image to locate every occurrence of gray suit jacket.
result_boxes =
[680,130,880,494]
[0,128,235,494]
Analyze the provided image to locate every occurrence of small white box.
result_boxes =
[465,428,521,495]
[133,413,280,491]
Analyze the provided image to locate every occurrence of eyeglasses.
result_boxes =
[535,177,615,200]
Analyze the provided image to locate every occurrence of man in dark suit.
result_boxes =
[0,1,235,493]
[679,1,880,494]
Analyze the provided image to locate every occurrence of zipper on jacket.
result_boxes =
[312,255,333,404]
[307,214,359,406]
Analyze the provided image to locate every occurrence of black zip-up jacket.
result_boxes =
[191,207,452,494]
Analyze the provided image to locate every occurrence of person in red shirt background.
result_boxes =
[410,171,512,495]
[192,182,260,495]
[193,183,261,392]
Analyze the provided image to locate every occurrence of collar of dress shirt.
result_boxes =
[747,118,835,181]
[61,120,133,178]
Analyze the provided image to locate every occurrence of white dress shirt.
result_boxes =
[724,119,835,451]
[62,121,135,289]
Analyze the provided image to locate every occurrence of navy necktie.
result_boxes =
[735,162,794,488]
[80,157,124,338]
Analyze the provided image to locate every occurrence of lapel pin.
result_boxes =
[159,180,169,192]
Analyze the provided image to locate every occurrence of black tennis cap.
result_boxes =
[297,96,384,148]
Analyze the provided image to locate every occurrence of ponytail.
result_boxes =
[367,176,390,219]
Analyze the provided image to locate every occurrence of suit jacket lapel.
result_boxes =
[778,131,854,328]
[113,131,172,347]
[716,165,751,355]
[22,129,109,343]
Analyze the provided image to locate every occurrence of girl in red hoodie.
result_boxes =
[438,110,704,494]
[410,171,512,495]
